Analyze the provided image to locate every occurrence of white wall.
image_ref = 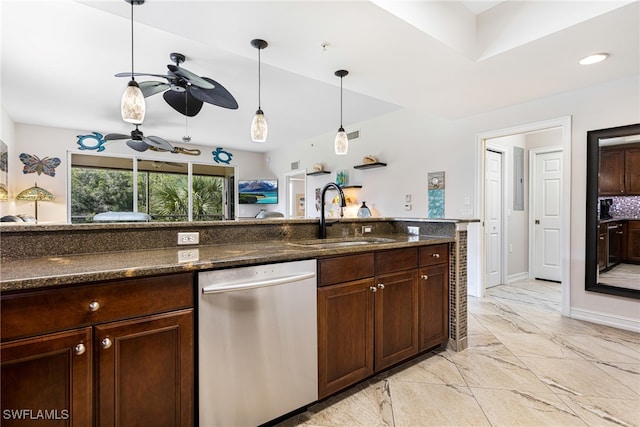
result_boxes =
[267,76,640,329]
[6,124,269,222]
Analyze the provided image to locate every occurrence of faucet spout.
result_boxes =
[319,182,346,239]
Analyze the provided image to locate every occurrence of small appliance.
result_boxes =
[599,198,613,220]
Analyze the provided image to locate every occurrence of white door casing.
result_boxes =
[485,149,503,287]
[531,148,563,282]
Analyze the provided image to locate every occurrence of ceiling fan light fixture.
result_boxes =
[250,39,268,143]
[121,80,145,124]
[579,53,609,65]
[334,69,349,155]
[121,0,146,125]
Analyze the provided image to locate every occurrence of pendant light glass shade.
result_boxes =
[121,80,145,124]
[250,39,268,142]
[334,70,349,155]
[121,0,146,125]
[251,108,268,142]
[335,127,348,155]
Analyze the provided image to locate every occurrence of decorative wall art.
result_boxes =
[212,148,233,164]
[19,153,61,177]
[428,171,445,218]
[76,132,107,152]
[0,140,7,201]
[336,169,348,186]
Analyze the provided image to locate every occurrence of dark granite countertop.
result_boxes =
[598,218,640,224]
[0,234,453,292]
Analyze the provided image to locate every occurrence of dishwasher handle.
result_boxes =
[201,272,316,294]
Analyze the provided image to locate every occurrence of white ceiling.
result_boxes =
[2,1,638,153]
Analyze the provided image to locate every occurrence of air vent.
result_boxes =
[291,161,300,170]
[347,130,360,140]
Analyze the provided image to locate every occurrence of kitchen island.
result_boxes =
[1,218,474,426]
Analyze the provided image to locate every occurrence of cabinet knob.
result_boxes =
[101,337,113,349]
[377,283,385,290]
[369,286,377,293]
[421,275,429,280]
[74,343,86,356]
[432,253,440,258]
[88,301,100,312]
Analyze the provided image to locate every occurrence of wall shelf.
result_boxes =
[353,162,387,170]
[307,170,331,176]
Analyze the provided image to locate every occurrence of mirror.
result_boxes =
[586,123,640,299]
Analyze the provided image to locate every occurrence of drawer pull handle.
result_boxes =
[377,283,385,290]
[74,343,86,356]
[369,286,377,293]
[432,253,441,258]
[88,301,100,312]
[101,337,112,349]
[421,275,429,280]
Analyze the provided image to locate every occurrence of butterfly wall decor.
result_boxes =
[19,153,61,177]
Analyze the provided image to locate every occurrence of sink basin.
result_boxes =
[289,237,395,249]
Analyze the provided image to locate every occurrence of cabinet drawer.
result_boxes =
[318,253,374,286]
[1,273,194,341]
[419,244,449,266]
[375,248,418,274]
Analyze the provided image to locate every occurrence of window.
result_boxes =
[70,154,233,223]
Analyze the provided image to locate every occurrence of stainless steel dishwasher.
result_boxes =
[198,259,318,427]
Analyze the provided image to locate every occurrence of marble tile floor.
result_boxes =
[599,263,640,291]
[275,279,640,427]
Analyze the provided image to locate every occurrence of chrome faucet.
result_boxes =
[319,182,346,239]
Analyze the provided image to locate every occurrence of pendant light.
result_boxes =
[334,70,349,155]
[250,39,268,142]
[121,0,146,125]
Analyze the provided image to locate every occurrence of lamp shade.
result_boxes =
[0,184,7,201]
[251,109,268,142]
[121,80,146,124]
[16,184,55,201]
[334,127,348,155]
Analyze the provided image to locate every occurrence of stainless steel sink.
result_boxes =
[289,237,395,249]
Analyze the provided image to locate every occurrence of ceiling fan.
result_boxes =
[104,124,175,153]
[115,52,238,117]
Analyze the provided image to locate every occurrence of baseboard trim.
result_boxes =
[570,307,640,333]
[507,273,529,283]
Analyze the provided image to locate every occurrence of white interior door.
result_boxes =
[485,149,503,288]
[532,150,562,282]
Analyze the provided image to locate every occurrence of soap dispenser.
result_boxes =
[357,201,371,218]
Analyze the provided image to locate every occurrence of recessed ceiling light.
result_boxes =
[579,53,609,65]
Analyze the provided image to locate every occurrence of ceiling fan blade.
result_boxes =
[144,135,175,152]
[167,64,215,89]
[190,77,239,110]
[139,81,170,97]
[104,133,131,141]
[115,71,171,79]
[163,90,203,117]
[126,139,150,152]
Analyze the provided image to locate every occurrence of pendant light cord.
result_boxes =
[340,75,343,127]
[130,0,135,80]
[257,47,262,109]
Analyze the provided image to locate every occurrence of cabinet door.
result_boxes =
[95,309,194,427]
[627,221,640,262]
[625,147,640,195]
[608,223,623,266]
[598,224,608,271]
[374,270,419,371]
[419,264,449,352]
[1,327,92,426]
[599,149,625,195]
[317,278,375,399]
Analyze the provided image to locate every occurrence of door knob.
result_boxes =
[101,337,113,349]
[421,275,429,280]
[377,283,385,289]
[88,301,100,312]
[369,286,377,293]
[535,219,540,224]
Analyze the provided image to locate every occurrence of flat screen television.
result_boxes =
[238,179,278,204]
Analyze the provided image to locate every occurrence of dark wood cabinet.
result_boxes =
[418,245,449,351]
[317,246,446,399]
[598,223,608,270]
[600,143,640,196]
[1,273,194,427]
[627,221,640,263]
[1,327,92,426]
[599,148,625,195]
[608,222,624,266]
[625,147,640,195]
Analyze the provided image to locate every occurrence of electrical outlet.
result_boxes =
[361,226,373,234]
[177,232,199,245]
[178,249,199,263]
[408,226,419,235]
